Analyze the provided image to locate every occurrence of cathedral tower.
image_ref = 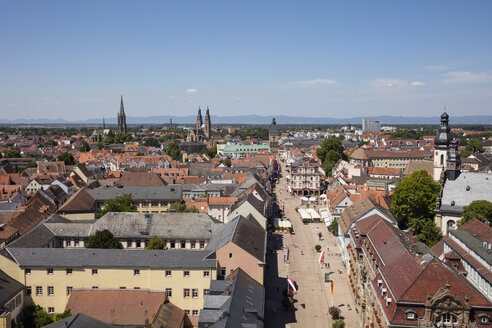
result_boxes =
[196,107,203,131]
[117,95,127,134]
[204,107,211,139]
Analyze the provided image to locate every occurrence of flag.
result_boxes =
[288,278,297,292]
[331,280,334,294]
[318,251,325,263]
[285,248,290,261]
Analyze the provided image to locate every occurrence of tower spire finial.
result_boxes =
[444,104,447,112]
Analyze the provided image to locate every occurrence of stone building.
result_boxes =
[269,117,279,153]
[117,95,127,134]
[187,107,211,142]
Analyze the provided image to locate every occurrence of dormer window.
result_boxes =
[479,314,490,324]
[405,310,417,320]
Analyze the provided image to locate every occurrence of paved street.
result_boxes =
[265,160,358,328]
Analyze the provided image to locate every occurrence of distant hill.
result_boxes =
[1,114,491,125]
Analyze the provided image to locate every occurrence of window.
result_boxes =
[67,287,72,296]
[480,316,490,323]
[184,271,190,277]
[184,310,190,316]
[134,269,140,276]
[192,310,199,316]
[221,267,226,276]
[204,289,210,296]
[36,286,42,296]
[203,271,210,277]
[229,252,233,258]
[26,286,32,296]
[47,268,54,275]
[120,287,126,289]
[127,239,133,247]
[136,240,141,248]
[92,269,98,275]
[92,286,98,289]
[166,288,172,297]
[200,241,205,249]
[192,289,198,298]
[74,239,79,247]
[48,307,54,314]
[48,286,54,296]
[181,241,186,248]
[165,270,172,277]
[191,241,196,249]
[406,312,416,320]
[25,268,31,275]
[66,268,72,275]
[170,240,176,248]
[184,289,190,298]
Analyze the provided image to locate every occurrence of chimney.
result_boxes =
[408,228,417,243]
[225,286,230,296]
[229,269,234,281]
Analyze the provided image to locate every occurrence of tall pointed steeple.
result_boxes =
[117,95,127,134]
[103,117,106,129]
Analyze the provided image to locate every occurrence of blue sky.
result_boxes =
[1,1,491,121]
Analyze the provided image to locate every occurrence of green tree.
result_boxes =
[96,194,137,219]
[4,150,21,158]
[166,202,199,213]
[86,229,123,249]
[143,137,161,147]
[136,151,145,156]
[328,218,338,236]
[34,305,53,327]
[146,235,165,249]
[391,170,441,247]
[42,139,57,147]
[459,200,492,226]
[79,141,90,152]
[95,142,105,150]
[57,152,75,165]
[466,139,485,153]
[200,145,217,158]
[53,310,71,322]
[114,132,132,143]
[417,219,443,248]
[222,157,232,167]
[316,137,347,177]
[165,142,181,160]
[332,319,345,328]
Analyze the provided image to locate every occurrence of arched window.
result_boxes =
[440,154,444,166]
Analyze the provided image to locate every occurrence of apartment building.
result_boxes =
[0,248,217,326]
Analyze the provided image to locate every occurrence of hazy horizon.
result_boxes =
[1,1,492,120]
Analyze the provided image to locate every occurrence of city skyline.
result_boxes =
[1,1,492,120]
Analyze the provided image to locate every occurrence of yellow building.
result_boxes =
[0,248,217,320]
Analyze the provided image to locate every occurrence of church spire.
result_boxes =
[120,95,125,115]
[103,117,106,129]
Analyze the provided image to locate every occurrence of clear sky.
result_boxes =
[1,0,491,121]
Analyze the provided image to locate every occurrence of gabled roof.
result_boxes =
[199,268,264,328]
[338,197,396,235]
[0,269,24,307]
[206,215,266,262]
[57,188,95,213]
[66,290,165,326]
[43,313,115,328]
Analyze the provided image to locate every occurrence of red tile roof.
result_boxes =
[66,290,166,326]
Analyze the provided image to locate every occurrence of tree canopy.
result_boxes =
[391,170,442,247]
[79,141,91,152]
[96,194,137,219]
[143,137,161,147]
[3,149,21,158]
[146,235,166,249]
[86,229,123,249]
[200,145,217,158]
[57,152,75,165]
[316,137,347,176]
[166,202,199,213]
[459,200,492,226]
[460,139,485,158]
[165,142,181,160]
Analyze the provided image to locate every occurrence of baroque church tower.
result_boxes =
[187,106,212,142]
[117,95,127,134]
[269,118,279,153]
[433,106,460,181]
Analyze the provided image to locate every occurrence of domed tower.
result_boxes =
[269,118,279,153]
[433,106,453,181]
[204,107,211,139]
